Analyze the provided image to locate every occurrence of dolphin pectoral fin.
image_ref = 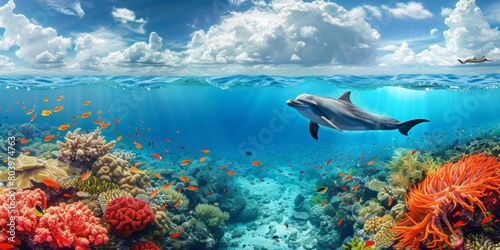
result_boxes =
[309,122,319,140]
[320,116,343,132]
[398,119,430,136]
[338,91,352,103]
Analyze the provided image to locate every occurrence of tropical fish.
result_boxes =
[44,135,55,142]
[58,124,70,131]
[0,243,15,249]
[252,160,262,166]
[186,185,198,191]
[30,114,37,122]
[454,220,467,227]
[161,204,167,211]
[93,119,103,124]
[227,171,236,175]
[284,223,289,228]
[163,183,172,189]
[180,159,191,165]
[42,178,60,190]
[173,200,182,207]
[150,189,159,198]
[41,110,52,116]
[56,95,63,101]
[351,185,360,191]
[83,100,91,106]
[411,149,418,156]
[344,175,352,180]
[133,141,142,149]
[22,151,30,155]
[338,172,345,177]
[155,173,162,179]
[201,149,210,153]
[481,214,495,224]
[43,97,48,102]
[63,193,72,198]
[152,153,162,160]
[316,186,328,194]
[33,204,45,217]
[177,187,183,193]
[337,218,343,227]
[116,135,122,141]
[451,211,461,217]
[326,159,332,165]
[53,106,63,112]
[81,111,91,118]
[388,198,393,207]
[321,201,328,207]
[365,240,375,247]
[170,232,180,239]
[97,110,102,115]
[367,159,374,166]
[100,122,111,129]
[54,235,71,247]
[179,176,189,182]
[20,138,29,144]
[131,166,139,173]
[81,170,91,181]
[219,165,226,170]
[206,192,214,196]
[199,156,206,163]
[114,118,120,123]
[26,109,35,115]
[72,115,78,120]
[340,186,347,191]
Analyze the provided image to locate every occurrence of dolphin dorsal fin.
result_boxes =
[338,91,352,103]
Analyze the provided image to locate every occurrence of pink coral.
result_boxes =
[33,201,108,250]
[104,197,154,237]
[0,189,46,243]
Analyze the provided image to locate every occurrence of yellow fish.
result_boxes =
[41,110,52,116]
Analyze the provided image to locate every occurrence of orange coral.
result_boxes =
[392,154,500,249]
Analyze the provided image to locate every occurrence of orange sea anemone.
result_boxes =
[392,154,500,249]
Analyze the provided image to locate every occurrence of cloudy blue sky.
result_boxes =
[0,0,499,75]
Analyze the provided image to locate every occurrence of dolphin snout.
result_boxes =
[286,99,303,106]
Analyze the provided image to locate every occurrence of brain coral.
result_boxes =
[92,154,151,196]
[57,127,116,169]
[104,197,155,237]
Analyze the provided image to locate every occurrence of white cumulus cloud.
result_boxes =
[382,1,433,20]
[111,7,146,34]
[184,0,380,66]
[0,55,14,67]
[0,0,71,67]
[39,0,85,18]
[430,28,438,36]
[440,7,453,17]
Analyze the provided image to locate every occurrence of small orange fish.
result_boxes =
[344,175,352,180]
[152,153,162,160]
[53,106,63,112]
[206,192,214,196]
[23,151,30,155]
[72,115,78,120]
[116,135,122,141]
[454,220,467,227]
[161,204,167,211]
[44,135,55,142]
[199,156,206,163]
[284,223,288,228]
[326,159,332,165]
[83,100,91,106]
[165,137,170,142]
[41,110,52,116]
[155,173,162,179]
[452,210,461,217]
[100,122,111,129]
[201,149,210,153]
[133,141,142,149]
[149,189,159,198]
[81,170,91,181]
[131,166,139,173]
[187,185,198,191]
[170,232,180,239]
[481,214,495,224]
[0,243,16,249]
[58,124,70,131]
[43,97,48,102]
[340,186,347,191]
[227,171,236,175]
[163,183,172,189]
[365,240,375,247]
[411,149,418,156]
[30,114,37,122]
[56,95,63,101]
[26,109,35,115]
[219,165,226,170]
[338,172,345,177]
[173,200,182,207]
[252,160,262,166]
[276,239,280,243]
[177,187,183,193]
[42,178,60,190]
[179,175,189,182]
[180,159,191,165]
[367,159,374,166]
[97,110,102,115]
[388,198,393,207]
[351,185,360,191]
[81,111,91,118]
[337,218,343,227]
[114,118,120,123]
[63,193,72,198]
[20,138,29,144]
[321,201,328,207]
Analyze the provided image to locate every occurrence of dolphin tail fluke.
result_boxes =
[398,119,430,136]
[458,59,465,64]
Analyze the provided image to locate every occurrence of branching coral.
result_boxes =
[392,154,500,249]
[57,127,115,169]
[194,204,229,227]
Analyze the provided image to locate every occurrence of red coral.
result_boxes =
[33,201,108,250]
[0,189,46,243]
[130,241,160,250]
[392,154,500,249]
[104,197,154,237]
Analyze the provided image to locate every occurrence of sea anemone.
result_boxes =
[392,154,500,249]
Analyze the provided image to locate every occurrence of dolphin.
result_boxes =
[458,56,492,64]
[286,91,429,140]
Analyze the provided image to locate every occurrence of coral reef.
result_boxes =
[97,189,132,211]
[144,204,170,246]
[130,241,160,250]
[341,237,375,250]
[386,149,437,190]
[194,204,230,227]
[57,128,116,169]
[0,155,79,189]
[162,186,189,211]
[392,154,500,249]
[18,123,41,139]
[358,200,384,218]
[465,234,500,249]
[104,197,155,237]
[33,201,109,249]
[372,219,396,249]
[0,189,46,242]
[91,154,151,196]
[363,215,393,234]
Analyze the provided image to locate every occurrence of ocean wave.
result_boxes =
[0,74,498,90]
